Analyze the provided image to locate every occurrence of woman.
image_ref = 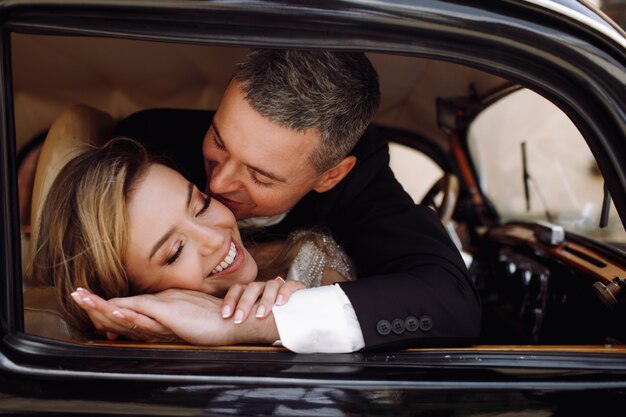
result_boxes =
[28,138,354,340]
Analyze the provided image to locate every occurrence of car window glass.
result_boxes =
[389,142,444,204]
[468,88,625,247]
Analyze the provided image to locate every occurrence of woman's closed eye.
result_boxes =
[195,195,211,218]
[163,194,209,266]
[165,241,184,265]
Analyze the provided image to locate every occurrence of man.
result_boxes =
[99,49,480,352]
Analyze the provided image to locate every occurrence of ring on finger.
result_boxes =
[129,323,137,331]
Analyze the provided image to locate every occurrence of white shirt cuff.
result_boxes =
[272,284,365,353]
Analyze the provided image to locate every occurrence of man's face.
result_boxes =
[202,81,326,220]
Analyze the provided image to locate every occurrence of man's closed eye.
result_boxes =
[250,171,273,187]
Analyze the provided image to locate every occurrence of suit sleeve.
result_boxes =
[334,162,481,350]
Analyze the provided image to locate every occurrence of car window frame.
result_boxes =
[1,1,626,384]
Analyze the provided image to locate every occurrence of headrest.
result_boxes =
[30,104,115,237]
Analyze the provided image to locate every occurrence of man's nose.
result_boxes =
[209,159,241,194]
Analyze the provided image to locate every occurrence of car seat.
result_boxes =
[23,104,114,340]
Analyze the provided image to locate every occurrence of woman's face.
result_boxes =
[124,163,257,296]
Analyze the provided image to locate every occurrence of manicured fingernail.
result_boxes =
[234,309,244,324]
[70,292,83,304]
[222,305,231,318]
[276,295,284,305]
[75,287,85,292]
[82,297,96,308]
[112,310,125,319]
[256,305,266,318]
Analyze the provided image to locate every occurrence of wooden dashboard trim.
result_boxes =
[489,224,626,285]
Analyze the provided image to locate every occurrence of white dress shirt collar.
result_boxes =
[237,211,288,229]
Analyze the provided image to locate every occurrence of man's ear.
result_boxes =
[313,156,357,193]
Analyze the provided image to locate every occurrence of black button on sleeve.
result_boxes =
[419,315,433,331]
[376,320,392,335]
[405,316,419,332]
[391,319,405,334]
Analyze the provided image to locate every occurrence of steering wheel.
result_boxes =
[420,174,460,227]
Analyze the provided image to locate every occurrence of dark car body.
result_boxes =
[2,0,626,415]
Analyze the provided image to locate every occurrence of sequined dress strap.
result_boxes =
[285,230,354,288]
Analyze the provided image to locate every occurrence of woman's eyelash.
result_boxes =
[195,195,211,217]
[165,195,208,266]
[165,243,184,265]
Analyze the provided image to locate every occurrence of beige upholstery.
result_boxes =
[24,286,89,340]
[12,34,508,156]
[30,104,114,232]
[24,104,114,340]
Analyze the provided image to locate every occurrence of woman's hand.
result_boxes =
[104,289,279,346]
[221,277,306,323]
[70,287,179,343]
[71,288,280,346]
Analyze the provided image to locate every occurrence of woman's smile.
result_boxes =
[208,240,244,277]
[124,163,258,295]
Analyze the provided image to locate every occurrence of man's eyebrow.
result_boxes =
[148,182,194,261]
[212,122,288,183]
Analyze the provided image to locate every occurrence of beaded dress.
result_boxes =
[284,230,355,288]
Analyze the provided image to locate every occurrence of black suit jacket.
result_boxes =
[115,109,481,350]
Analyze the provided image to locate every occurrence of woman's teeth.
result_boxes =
[211,242,238,274]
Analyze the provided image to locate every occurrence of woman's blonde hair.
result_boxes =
[28,138,152,333]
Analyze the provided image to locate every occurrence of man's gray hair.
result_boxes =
[233,49,380,173]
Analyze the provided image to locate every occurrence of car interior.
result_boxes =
[13,33,626,351]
